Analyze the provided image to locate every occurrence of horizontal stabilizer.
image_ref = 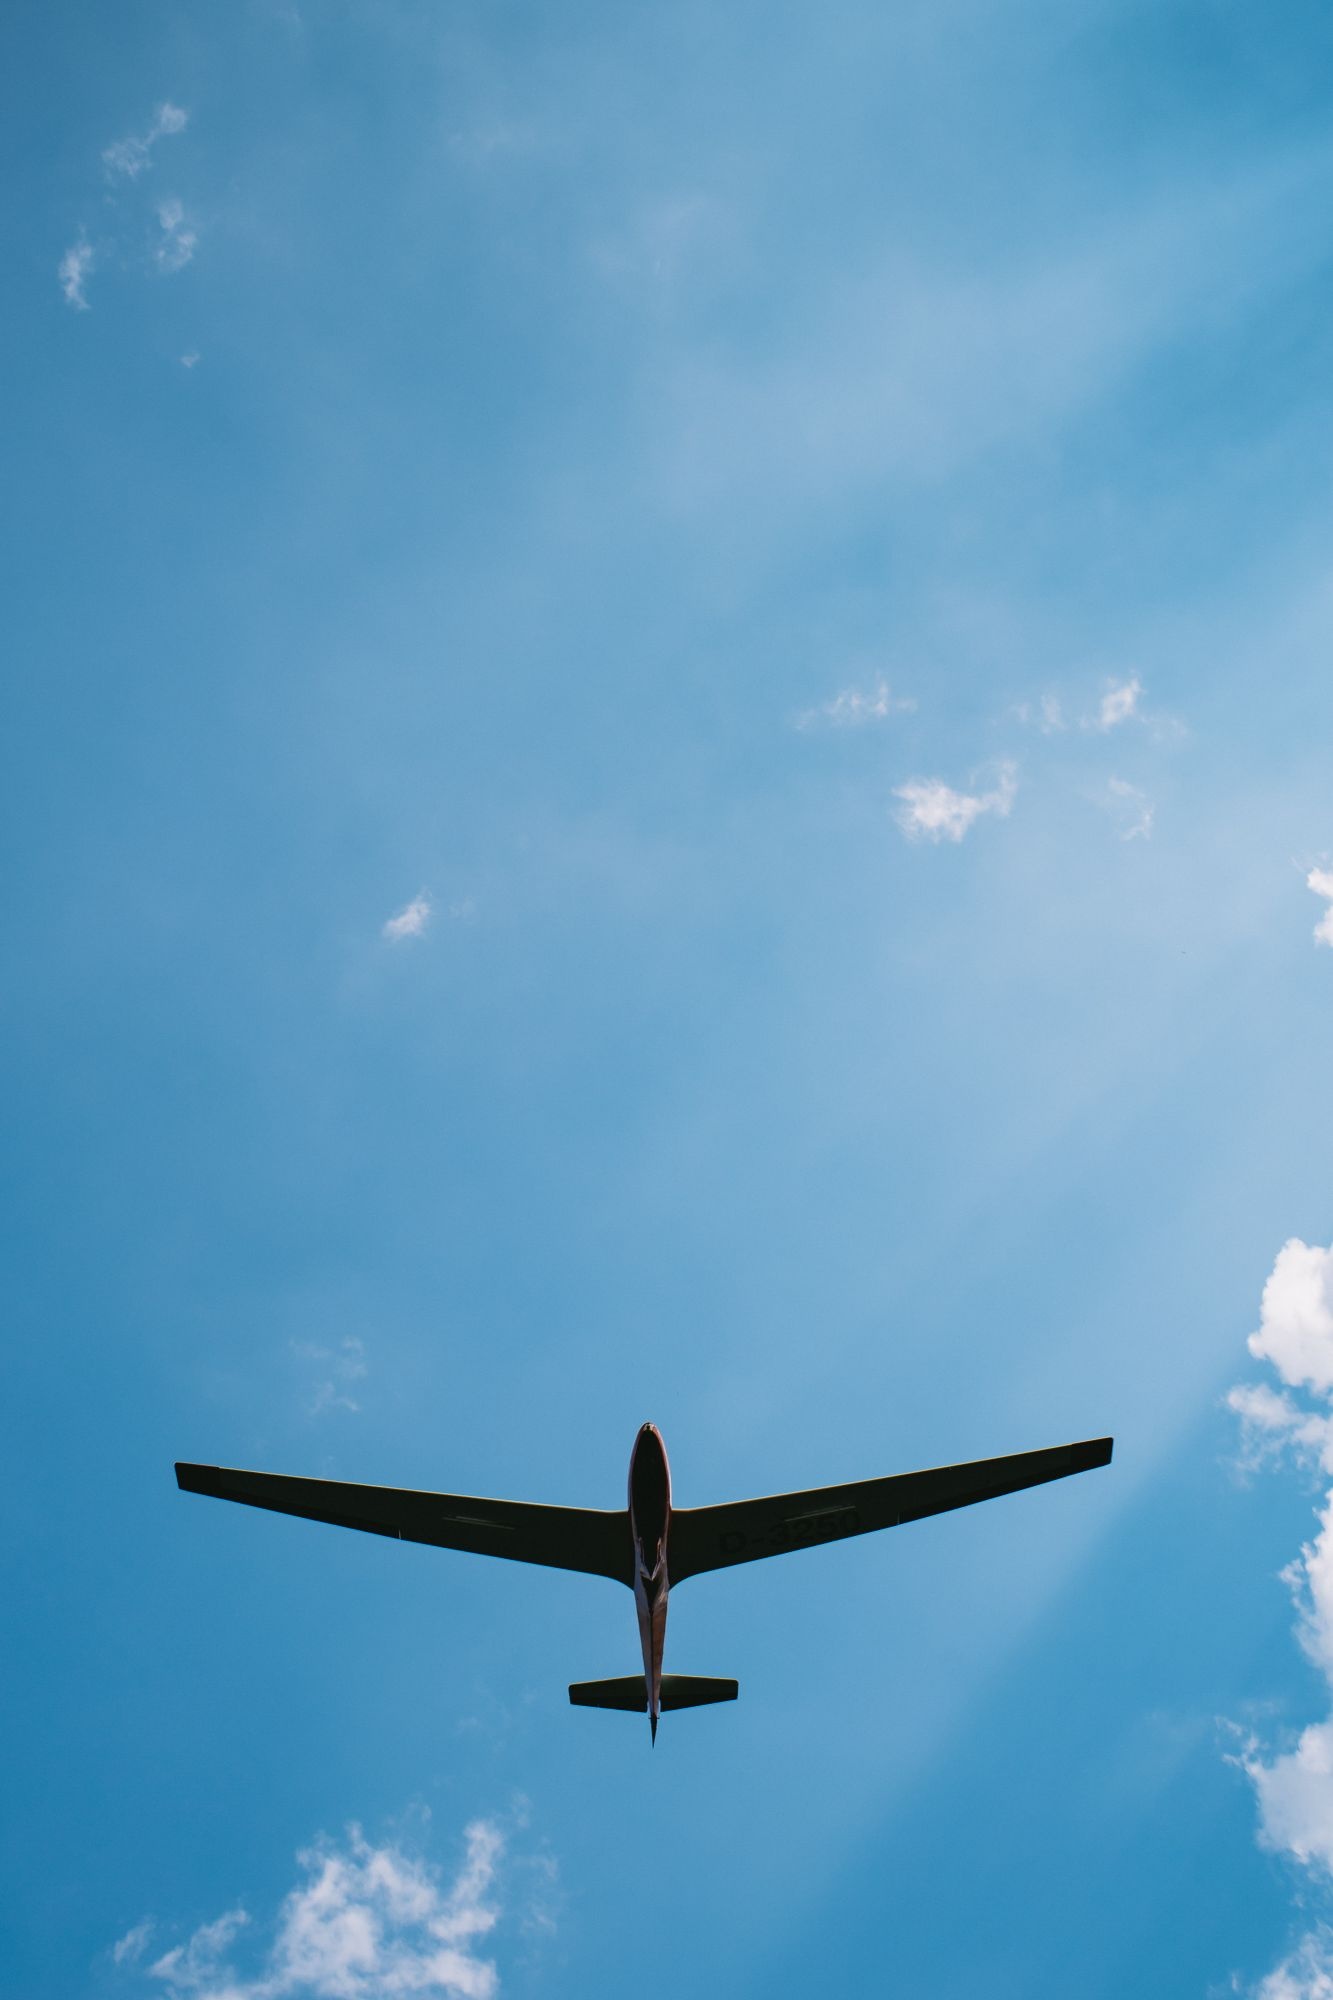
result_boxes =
[568,1675,738,1712]
[569,1676,647,1711]
[659,1675,738,1710]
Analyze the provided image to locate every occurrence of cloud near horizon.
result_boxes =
[117,1819,510,2000]
[1230,1237,1333,1993]
[893,763,1017,844]
[1308,870,1333,948]
[1254,1931,1333,2000]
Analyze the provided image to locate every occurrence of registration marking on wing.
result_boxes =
[718,1506,862,1558]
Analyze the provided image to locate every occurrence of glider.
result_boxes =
[176,1423,1112,1741]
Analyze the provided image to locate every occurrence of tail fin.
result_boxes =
[568,1675,738,1712]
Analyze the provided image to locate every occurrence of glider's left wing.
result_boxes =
[175,1463,633,1584]
[668,1436,1112,1584]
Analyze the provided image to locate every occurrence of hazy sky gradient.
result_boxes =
[6,3,1333,1995]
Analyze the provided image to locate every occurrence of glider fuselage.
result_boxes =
[629,1423,671,1741]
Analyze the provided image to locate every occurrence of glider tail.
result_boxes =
[568,1674,738,1713]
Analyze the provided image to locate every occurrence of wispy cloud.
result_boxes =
[134,1820,510,2000]
[294,1336,368,1417]
[383,892,432,942]
[1229,1236,1333,1992]
[155,199,197,273]
[1106,776,1154,841]
[381,891,475,941]
[1014,674,1181,744]
[112,1920,155,1967]
[893,762,1017,844]
[1251,1930,1333,1998]
[59,238,93,311]
[61,103,194,311]
[795,675,915,731]
[1011,693,1067,735]
[1309,870,1333,948]
[1089,675,1143,731]
[1230,1381,1333,1479]
[149,1911,250,1996]
[102,102,189,181]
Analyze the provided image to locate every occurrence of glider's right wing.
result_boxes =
[175,1463,633,1584]
[668,1437,1112,1584]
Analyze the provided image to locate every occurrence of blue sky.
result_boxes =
[7,1,1333,1994]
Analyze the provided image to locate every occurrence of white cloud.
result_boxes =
[1295,1502,1333,1685]
[1229,1234,1333,1991]
[1106,776,1154,841]
[795,676,915,730]
[142,1821,508,2000]
[113,1920,155,1967]
[1229,1382,1333,1477]
[103,102,189,180]
[59,238,93,310]
[1089,675,1143,730]
[1265,1945,1333,1999]
[181,352,201,369]
[1249,1240,1333,1397]
[1247,1714,1333,1871]
[150,1910,250,1995]
[1254,1931,1333,1998]
[1309,870,1333,948]
[59,107,194,310]
[893,762,1017,844]
[1015,677,1182,746]
[156,199,198,273]
[383,893,432,942]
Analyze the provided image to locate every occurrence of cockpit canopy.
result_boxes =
[629,1423,670,1573]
